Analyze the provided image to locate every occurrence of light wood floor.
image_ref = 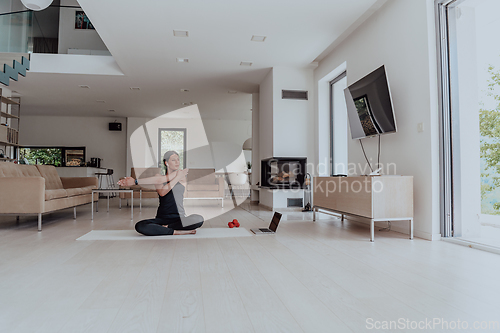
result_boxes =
[1,199,500,333]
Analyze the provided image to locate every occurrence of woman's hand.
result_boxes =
[177,168,189,179]
[118,177,135,187]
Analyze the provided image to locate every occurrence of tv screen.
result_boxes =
[344,65,396,139]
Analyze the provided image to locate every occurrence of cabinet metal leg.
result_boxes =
[409,219,413,240]
[370,220,374,242]
[38,213,42,231]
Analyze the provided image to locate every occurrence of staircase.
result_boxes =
[0,53,30,86]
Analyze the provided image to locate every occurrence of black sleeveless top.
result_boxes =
[156,181,186,218]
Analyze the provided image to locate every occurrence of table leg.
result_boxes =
[341,214,344,223]
[140,190,142,212]
[410,219,414,240]
[91,196,94,220]
[107,192,110,212]
[119,197,122,209]
[313,208,316,221]
[370,220,374,242]
[131,193,133,220]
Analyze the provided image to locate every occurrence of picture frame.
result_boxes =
[75,11,95,30]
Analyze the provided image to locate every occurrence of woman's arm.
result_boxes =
[156,169,188,196]
[117,172,177,187]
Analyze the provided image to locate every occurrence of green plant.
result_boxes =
[480,62,500,213]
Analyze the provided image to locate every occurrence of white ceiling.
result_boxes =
[9,0,383,120]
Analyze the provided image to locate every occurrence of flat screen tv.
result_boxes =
[344,65,396,140]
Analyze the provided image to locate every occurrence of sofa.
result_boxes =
[0,163,98,231]
[119,168,224,206]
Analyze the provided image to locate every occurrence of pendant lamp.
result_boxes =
[21,0,53,11]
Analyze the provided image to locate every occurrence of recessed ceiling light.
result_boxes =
[182,102,194,106]
[96,100,105,103]
[130,87,141,91]
[11,90,18,93]
[173,30,189,37]
[108,109,115,112]
[228,91,237,94]
[78,85,90,89]
[181,89,189,92]
[176,58,189,63]
[240,61,252,66]
[251,35,266,42]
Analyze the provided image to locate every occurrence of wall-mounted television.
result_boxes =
[344,65,396,140]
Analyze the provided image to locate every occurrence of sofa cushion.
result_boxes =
[0,162,21,178]
[17,165,42,177]
[45,189,68,201]
[187,169,216,184]
[36,165,64,190]
[65,185,95,197]
[186,184,219,191]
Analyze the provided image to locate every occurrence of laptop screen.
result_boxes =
[269,212,282,232]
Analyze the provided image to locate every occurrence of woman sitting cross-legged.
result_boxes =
[117,151,204,236]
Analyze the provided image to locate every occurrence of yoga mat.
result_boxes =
[77,228,252,241]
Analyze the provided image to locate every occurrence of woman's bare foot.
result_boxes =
[173,230,196,235]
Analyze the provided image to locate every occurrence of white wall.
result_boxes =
[251,93,260,188]
[259,70,274,160]
[272,67,314,159]
[20,115,127,178]
[58,0,108,54]
[314,0,441,240]
[126,108,252,176]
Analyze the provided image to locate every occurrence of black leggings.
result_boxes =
[135,214,204,236]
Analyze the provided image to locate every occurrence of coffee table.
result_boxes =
[91,189,134,220]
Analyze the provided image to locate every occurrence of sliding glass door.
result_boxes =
[438,0,500,246]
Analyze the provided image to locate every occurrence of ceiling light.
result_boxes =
[96,100,105,103]
[108,109,115,112]
[182,102,194,106]
[181,89,189,92]
[176,58,189,63]
[21,0,53,11]
[228,91,237,94]
[78,85,90,89]
[130,87,140,91]
[240,61,252,66]
[251,35,266,42]
[173,30,189,37]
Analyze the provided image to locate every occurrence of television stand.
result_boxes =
[312,176,413,242]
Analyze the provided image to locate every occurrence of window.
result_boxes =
[437,0,500,241]
[19,146,86,167]
[329,71,348,175]
[158,128,186,172]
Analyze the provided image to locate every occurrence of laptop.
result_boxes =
[250,212,282,235]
